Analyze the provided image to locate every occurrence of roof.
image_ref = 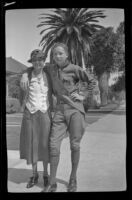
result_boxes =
[6,57,27,74]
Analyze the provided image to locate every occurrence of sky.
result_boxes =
[5,8,124,67]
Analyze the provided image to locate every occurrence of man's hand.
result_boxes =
[20,73,29,91]
[70,92,85,102]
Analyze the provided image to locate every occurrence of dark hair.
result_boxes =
[51,42,69,56]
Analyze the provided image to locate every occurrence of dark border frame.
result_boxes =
[0,1,131,200]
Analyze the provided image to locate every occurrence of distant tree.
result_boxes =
[113,22,125,72]
[111,22,125,93]
[90,27,116,106]
[8,76,21,99]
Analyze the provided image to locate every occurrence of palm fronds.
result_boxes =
[37,8,106,68]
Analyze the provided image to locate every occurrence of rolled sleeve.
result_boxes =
[75,66,96,90]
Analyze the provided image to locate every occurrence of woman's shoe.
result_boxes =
[26,173,39,188]
[43,175,49,187]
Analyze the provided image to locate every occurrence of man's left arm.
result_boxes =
[75,66,96,92]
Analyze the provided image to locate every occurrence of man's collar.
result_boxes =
[57,60,70,70]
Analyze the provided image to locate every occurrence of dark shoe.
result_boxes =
[26,173,39,188]
[67,179,77,192]
[43,175,49,187]
[44,183,57,192]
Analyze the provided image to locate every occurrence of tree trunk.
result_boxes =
[82,53,86,70]
[98,72,110,106]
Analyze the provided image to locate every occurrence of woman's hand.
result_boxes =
[70,92,85,102]
[20,73,29,91]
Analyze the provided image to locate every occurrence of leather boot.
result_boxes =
[67,178,77,192]
[26,173,39,188]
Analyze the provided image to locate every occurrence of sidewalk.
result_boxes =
[7,103,126,192]
[88,102,120,113]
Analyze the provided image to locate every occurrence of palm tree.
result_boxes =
[37,8,106,69]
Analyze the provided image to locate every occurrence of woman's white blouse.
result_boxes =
[26,72,49,113]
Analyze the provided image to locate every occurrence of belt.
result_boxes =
[57,100,65,104]
[60,100,65,104]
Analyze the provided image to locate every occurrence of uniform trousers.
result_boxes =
[50,103,85,157]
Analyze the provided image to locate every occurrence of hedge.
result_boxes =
[6,97,21,113]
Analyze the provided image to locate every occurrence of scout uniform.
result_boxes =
[44,60,96,156]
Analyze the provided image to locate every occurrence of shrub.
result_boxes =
[112,74,125,92]
[108,88,116,102]
[115,90,125,101]
[6,97,21,113]
[8,76,21,99]
[108,86,125,103]
[83,94,97,111]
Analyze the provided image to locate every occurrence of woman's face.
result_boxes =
[32,59,44,70]
[53,46,68,67]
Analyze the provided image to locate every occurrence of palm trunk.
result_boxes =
[98,72,110,106]
[82,53,86,70]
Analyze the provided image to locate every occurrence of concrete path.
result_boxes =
[7,103,126,192]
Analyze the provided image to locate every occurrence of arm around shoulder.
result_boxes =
[20,67,33,90]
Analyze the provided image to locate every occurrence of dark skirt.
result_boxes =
[20,107,51,165]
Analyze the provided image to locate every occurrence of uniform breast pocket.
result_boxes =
[63,79,71,86]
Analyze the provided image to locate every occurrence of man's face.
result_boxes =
[53,46,68,67]
[32,59,44,70]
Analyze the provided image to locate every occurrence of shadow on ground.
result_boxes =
[112,110,126,115]
[8,168,68,189]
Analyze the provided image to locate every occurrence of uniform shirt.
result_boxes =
[45,61,96,113]
[26,71,49,113]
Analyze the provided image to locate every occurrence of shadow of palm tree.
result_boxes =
[8,168,36,184]
[8,168,68,191]
[56,178,68,187]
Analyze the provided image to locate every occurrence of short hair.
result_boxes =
[51,42,69,56]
